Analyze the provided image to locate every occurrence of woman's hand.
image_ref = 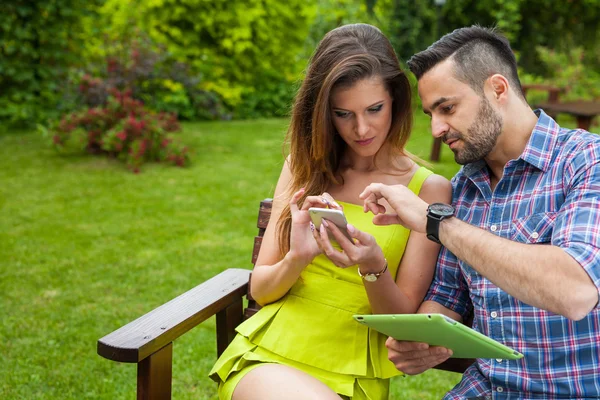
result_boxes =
[288,189,342,266]
[312,220,386,274]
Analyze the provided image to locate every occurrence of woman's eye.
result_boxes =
[368,104,383,113]
[334,111,350,118]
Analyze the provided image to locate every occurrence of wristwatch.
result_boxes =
[357,259,388,282]
[426,203,455,244]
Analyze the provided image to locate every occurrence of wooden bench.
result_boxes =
[97,199,473,399]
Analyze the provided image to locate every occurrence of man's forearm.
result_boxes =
[439,217,598,320]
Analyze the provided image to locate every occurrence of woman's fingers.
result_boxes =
[324,220,355,248]
[345,224,373,245]
[310,222,323,251]
[321,192,343,210]
[300,193,343,211]
[318,222,352,268]
[289,188,305,214]
[301,195,330,211]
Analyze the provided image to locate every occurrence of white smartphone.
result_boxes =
[308,207,353,242]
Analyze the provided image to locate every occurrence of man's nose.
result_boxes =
[431,116,449,139]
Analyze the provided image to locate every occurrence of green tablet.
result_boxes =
[354,313,523,360]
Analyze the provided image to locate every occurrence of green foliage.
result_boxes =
[363,0,600,107]
[302,0,370,58]
[520,46,600,102]
[130,0,317,118]
[4,0,600,124]
[0,1,100,126]
[372,0,438,63]
[84,33,229,121]
[441,0,600,74]
[47,89,189,172]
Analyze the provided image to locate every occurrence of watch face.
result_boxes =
[364,274,378,282]
[429,203,454,217]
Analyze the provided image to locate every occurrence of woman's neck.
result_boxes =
[340,145,405,173]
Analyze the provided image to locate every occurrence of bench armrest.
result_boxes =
[97,268,251,363]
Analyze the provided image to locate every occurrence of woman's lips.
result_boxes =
[356,137,375,146]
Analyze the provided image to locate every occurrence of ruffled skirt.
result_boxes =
[209,271,402,399]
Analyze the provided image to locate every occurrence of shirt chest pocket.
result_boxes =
[510,212,557,244]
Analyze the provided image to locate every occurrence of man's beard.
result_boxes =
[447,97,503,165]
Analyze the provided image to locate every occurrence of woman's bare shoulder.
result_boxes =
[420,172,452,203]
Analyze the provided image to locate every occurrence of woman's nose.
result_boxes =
[355,115,369,137]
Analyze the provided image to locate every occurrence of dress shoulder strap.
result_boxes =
[406,166,434,195]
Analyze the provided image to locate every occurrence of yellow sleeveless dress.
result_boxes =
[209,167,433,399]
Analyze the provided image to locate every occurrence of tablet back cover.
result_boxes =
[354,314,522,360]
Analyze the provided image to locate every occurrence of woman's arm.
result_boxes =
[250,160,324,306]
[364,174,452,314]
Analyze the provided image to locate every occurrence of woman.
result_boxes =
[209,23,451,400]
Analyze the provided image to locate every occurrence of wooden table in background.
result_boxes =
[536,101,600,131]
[522,84,564,103]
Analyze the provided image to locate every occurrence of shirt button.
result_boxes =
[531,232,539,239]
[497,386,504,393]
[496,358,503,363]
[491,311,498,318]
[490,225,498,232]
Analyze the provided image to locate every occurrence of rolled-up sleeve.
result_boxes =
[554,151,600,302]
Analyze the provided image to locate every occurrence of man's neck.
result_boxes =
[485,107,539,184]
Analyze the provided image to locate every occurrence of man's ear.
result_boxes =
[488,74,509,102]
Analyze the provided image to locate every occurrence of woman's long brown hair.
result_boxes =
[277,23,414,255]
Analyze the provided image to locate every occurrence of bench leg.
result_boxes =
[576,116,593,131]
[216,297,244,357]
[137,343,173,400]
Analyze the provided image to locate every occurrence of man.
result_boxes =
[360,26,600,399]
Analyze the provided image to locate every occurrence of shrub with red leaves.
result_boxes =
[50,89,189,172]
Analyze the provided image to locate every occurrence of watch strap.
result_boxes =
[426,213,443,244]
[357,259,388,282]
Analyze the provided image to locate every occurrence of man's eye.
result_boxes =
[442,105,454,113]
[368,104,383,113]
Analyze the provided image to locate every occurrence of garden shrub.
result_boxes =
[134,0,316,119]
[76,33,229,121]
[0,1,100,127]
[535,46,600,101]
[519,46,600,106]
[48,88,189,172]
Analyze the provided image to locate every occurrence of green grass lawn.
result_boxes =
[0,112,579,399]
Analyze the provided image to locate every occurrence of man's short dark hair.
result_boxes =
[407,25,525,100]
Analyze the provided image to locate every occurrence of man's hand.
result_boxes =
[386,337,453,375]
[359,183,429,233]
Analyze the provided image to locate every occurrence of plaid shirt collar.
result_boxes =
[462,110,558,179]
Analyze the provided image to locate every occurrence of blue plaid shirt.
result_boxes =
[426,111,600,399]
